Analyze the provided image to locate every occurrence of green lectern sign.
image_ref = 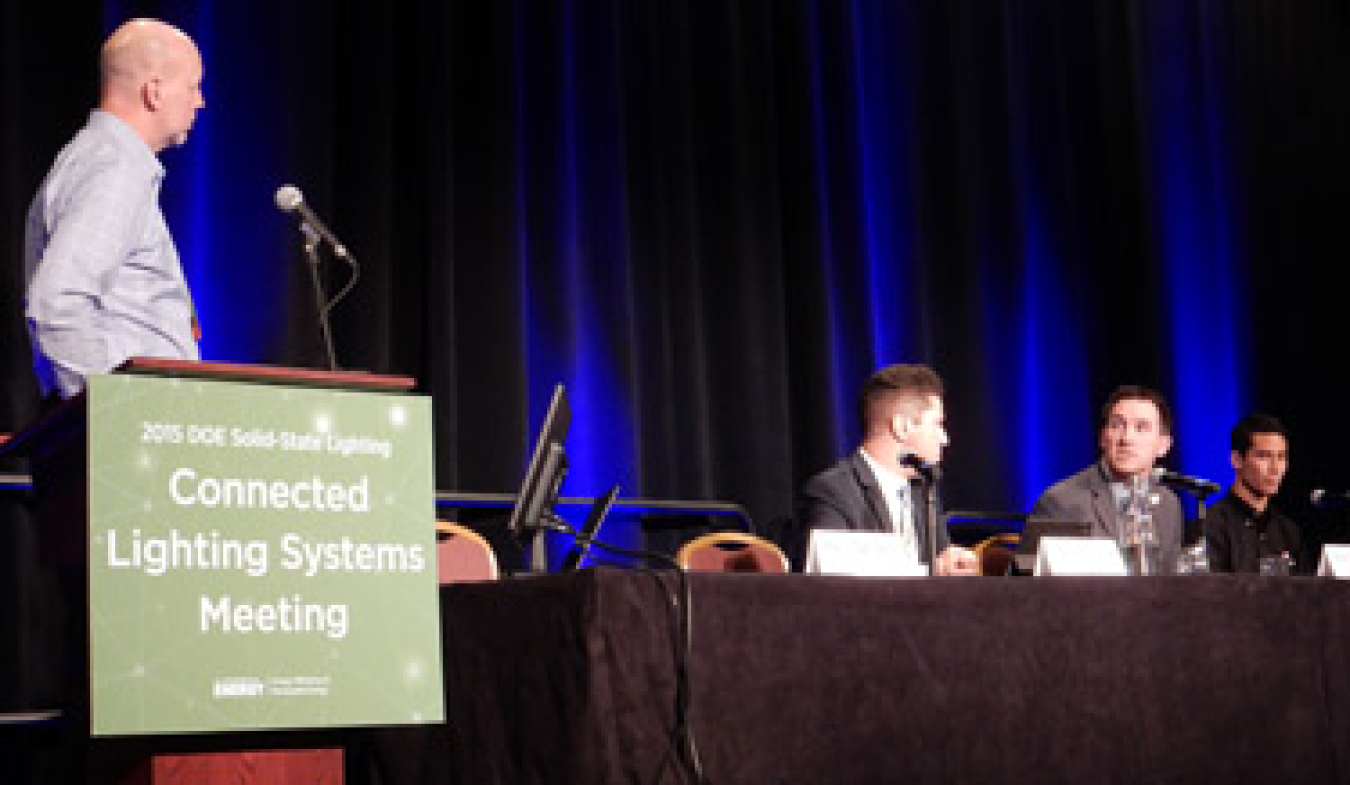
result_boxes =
[85,374,443,735]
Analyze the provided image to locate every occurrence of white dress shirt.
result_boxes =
[859,448,920,564]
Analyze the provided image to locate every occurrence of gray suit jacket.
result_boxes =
[1030,463,1184,571]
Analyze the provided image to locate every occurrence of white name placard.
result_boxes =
[805,529,928,577]
[1034,536,1127,576]
[1317,544,1350,578]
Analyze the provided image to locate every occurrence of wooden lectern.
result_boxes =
[1,358,417,784]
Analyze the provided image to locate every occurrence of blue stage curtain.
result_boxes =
[1,0,1346,544]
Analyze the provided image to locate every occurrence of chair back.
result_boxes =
[436,521,499,583]
[676,531,789,573]
[972,533,1021,576]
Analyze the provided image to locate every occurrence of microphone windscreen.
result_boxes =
[274,184,304,212]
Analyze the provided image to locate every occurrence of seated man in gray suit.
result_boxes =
[795,364,979,575]
[1030,385,1184,572]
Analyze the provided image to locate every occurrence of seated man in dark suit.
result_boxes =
[1205,414,1303,573]
[795,364,978,575]
[1030,385,1184,573]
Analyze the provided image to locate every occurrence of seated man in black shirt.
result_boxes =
[1206,413,1303,573]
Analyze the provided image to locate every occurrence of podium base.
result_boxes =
[125,748,343,785]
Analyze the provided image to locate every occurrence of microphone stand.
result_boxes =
[301,224,339,371]
[1175,485,1217,574]
[899,452,942,574]
[1192,489,1216,546]
[924,477,939,576]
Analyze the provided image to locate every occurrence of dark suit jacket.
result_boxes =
[792,452,949,571]
[1030,463,1184,572]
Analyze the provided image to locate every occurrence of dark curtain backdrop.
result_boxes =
[1,1,1348,688]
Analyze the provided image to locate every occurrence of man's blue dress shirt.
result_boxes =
[25,110,198,399]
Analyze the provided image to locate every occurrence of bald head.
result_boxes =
[98,19,205,152]
[101,20,195,94]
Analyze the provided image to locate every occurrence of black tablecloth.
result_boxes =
[438,569,1350,784]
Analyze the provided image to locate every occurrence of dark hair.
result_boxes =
[1230,413,1288,455]
[1101,385,1173,436]
[858,364,944,432]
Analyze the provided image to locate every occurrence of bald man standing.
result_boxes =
[24,19,206,400]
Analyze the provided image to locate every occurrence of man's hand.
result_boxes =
[935,545,981,576]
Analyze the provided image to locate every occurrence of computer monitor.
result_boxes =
[505,385,570,570]
[559,485,621,571]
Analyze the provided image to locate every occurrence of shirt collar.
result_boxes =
[1222,489,1270,524]
[88,109,164,181]
[1100,460,1128,501]
[859,447,912,498]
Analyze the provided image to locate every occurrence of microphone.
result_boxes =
[274,185,349,259]
[1152,468,1221,497]
[1311,489,1350,509]
[898,452,942,483]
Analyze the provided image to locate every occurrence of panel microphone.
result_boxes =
[1311,489,1350,509]
[898,451,942,483]
[1152,468,1221,497]
[274,184,350,259]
